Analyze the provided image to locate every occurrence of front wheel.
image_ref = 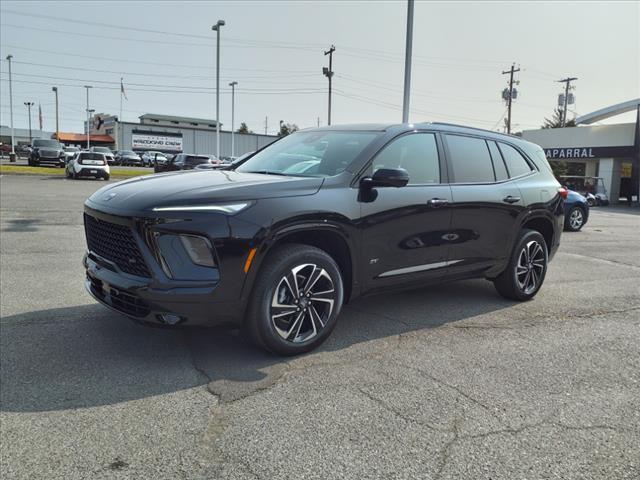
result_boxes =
[245,244,344,356]
[493,229,548,301]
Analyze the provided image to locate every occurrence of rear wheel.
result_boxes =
[493,229,548,301]
[245,244,344,355]
[564,206,585,231]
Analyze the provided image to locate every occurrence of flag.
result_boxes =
[38,103,43,131]
[121,78,127,100]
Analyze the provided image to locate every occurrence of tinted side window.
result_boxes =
[499,142,533,178]
[487,141,509,181]
[445,135,495,183]
[372,133,440,184]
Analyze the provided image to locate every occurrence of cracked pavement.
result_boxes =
[1,175,639,479]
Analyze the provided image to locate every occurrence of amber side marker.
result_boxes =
[244,247,257,273]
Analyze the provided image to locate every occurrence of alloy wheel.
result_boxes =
[569,209,583,230]
[515,240,545,295]
[271,263,335,343]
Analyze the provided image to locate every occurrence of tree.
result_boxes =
[542,108,576,129]
[278,122,299,137]
[237,122,251,134]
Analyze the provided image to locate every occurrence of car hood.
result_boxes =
[86,170,324,214]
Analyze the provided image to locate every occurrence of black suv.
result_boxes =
[29,139,65,167]
[83,123,564,355]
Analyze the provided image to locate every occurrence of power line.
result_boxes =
[9,60,319,81]
[0,77,326,95]
[0,44,316,73]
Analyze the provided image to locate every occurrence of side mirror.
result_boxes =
[362,168,409,188]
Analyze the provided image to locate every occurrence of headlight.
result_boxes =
[152,202,250,214]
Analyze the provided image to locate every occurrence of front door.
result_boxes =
[358,132,454,293]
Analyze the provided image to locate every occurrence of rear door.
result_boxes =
[442,134,524,277]
[359,131,454,292]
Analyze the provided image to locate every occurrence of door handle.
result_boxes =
[427,198,449,208]
[502,195,521,204]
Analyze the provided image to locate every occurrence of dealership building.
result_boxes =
[85,112,278,157]
[522,99,639,203]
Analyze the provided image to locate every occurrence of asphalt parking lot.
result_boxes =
[1,174,639,480]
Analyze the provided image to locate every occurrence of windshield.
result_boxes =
[33,139,61,148]
[64,147,79,152]
[236,131,379,177]
[92,147,111,153]
[121,150,136,155]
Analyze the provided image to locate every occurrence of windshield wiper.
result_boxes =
[244,170,292,176]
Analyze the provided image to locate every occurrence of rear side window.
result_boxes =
[185,156,211,165]
[445,135,495,183]
[372,133,440,184]
[79,153,105,160]
[487,141,509,181]
[498,142,533,178]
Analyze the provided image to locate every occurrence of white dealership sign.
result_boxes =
[132,132,183,152]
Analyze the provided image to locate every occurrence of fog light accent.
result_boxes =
[179,235,216,267]
[157,313,183,325]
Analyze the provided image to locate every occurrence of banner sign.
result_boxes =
[132,132,183,152]
[544,146,635,159]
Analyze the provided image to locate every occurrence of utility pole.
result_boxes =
[6,55,15,160]
[323,45,335,125]
[229,81,237,157]
[212,20,225,160]
[24,102,34,143]
[52,87,59,142]
[402,0,414,123]
[557,77,578,127]
[501,64,520,134]
[317,116,320,128]
[84,85,93,149]
[264,116,268,135]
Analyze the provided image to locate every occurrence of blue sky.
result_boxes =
[1,1,638,134]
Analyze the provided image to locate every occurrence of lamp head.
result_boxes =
[212,20,225,30]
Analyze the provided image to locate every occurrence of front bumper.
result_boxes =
[84,252,241,327]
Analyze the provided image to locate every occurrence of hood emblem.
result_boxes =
[103,192,118,201]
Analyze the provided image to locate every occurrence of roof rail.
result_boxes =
[430,122,520,138]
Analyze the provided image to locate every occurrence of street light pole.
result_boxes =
[212,20,225,160]
[229,81,237,157]
[24,102,34,143]
[402,0,414,123]
[6,54,15,160]
[52,87,59,142]
[84,85,92,149]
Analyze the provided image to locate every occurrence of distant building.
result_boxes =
[0,126,54,146]
[522,99,639,204]
[85,112,276,157]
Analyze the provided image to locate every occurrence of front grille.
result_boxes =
[84,213,151,277]
[88,276,150,317]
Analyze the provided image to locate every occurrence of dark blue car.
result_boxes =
[564,189,589,231]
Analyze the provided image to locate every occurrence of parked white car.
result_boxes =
[66,152,110,180]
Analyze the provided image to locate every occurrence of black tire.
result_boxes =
[103,173,110,181]
[245,243,344,356]
[564,206,585,232]
[493,229,548,301]
[587,197,596,207]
